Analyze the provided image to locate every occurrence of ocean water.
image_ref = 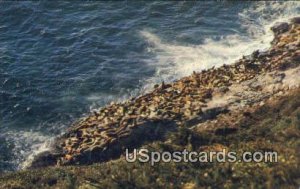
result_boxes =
[0,1,299,171]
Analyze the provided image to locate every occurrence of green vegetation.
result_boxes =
[0,90,299,189]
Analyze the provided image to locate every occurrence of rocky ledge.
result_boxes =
[29,18,300,169]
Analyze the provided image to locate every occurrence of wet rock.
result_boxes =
[291,17,300,24]
[29,151,59,169]
[271,22,289,35]
[251,50,260,59]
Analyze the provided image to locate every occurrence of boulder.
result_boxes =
[271,22,289,35]
[29,151,58,169]
[291,17,300,24]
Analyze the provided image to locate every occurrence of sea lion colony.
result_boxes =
[32,19,299,167]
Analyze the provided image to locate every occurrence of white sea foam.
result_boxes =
[2,130,53,170]
[19,136,54,170]
[139,2,299,92]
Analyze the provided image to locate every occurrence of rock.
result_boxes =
[29,151,58,169]
[251,50,260,59]
[291,17,300,24]
[214,128,237,136]
[271,22,289,35]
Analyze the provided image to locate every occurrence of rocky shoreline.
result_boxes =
[28,17,300,169]
[0,17,299,189]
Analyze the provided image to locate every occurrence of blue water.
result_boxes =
[0,1,299,171]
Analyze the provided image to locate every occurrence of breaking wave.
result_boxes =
[139,1,299,91]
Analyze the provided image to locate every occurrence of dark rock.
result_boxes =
[245,62,259,70]
[251,50,260,59]
[243,111,252,117]
[201,107,229,120]
[215,128,237,136]
[271,22,289,35]
[291,17,300,24]
[29,151,58,169]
